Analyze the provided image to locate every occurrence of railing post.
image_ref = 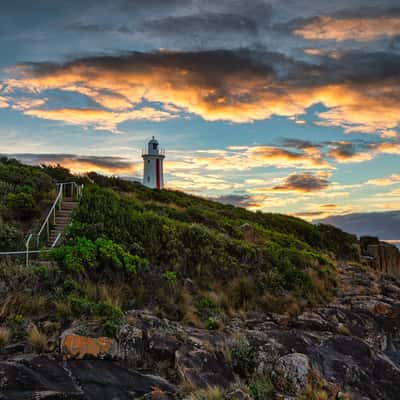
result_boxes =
[26,239,29,268]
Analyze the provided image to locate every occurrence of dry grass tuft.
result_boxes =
[337,323,351,336]
[189,386,224,400]
[54,299,73,319]
[27,324,48,353]
[0,326,11,348]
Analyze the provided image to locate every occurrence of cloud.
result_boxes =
[212,194,264,209]
[272,172,330,192]
[6,153,141,175]
[294,16,400,42]
[367,174,400,186]
[4,49,400,135]
[167,171,241,192]
[65,22,132,34]
[141,13,260,39]
[23,107,175,132]
[0,96,9,108]
[192,145,331,171]
[326,140,400,163]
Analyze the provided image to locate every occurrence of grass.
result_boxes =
[27,324,48,353]
[189,386,224,400]
[0,326,11,349]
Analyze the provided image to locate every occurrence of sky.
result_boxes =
[0,0,399,230]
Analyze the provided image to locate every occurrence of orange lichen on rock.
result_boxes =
[62,334,116,360]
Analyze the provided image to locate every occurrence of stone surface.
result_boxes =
[61,334,117,360]
[361,236,400,276]
[0,356,176,400]
[272,353,310,395]
[176,348,234,389]
[3,264,400,399]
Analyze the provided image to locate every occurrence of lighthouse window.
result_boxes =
[152,143,157,150]
[148,160,150,163]
[147,176,150,182]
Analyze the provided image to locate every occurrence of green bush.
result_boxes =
[52,237,148,278]
[6,192,40,220]
[230,336,256,378]
[249,378,275,400]
[0,223,23,251]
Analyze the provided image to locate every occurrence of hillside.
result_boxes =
[0,158,360,326]
[6,158,398,399]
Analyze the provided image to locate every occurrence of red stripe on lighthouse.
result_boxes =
[156,159,161,189]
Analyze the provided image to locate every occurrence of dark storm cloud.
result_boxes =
[279,138,323,150]
[141,13,259,39]
[65,22,132,34]
[6,47,400,132]
[273,173,329,192]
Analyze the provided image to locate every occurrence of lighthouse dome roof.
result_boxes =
[149,136,159,144]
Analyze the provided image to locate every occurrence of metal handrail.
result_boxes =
[51,232,62,248]
[37,184,63,247]
[0,181,83,267]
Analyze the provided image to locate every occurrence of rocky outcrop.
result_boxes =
[0,355,176,400]
[361,236,400,275]
[2,264,400,399]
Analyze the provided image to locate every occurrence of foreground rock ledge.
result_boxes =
[1,265,400,399]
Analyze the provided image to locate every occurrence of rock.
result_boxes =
[272,353,310,395]
[67,359,176,400]
[0,355,176,400]
[176,348,234,389]
[61,334,117,360]
[118,324,146,368]
[0,356,84,399]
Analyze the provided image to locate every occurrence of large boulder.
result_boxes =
[271,353,311,395]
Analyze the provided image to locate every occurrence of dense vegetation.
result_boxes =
[0,158,360,341]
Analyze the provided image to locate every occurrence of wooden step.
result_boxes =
[55,217,71,224]
[58,209,73,215]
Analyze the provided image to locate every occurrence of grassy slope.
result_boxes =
[0,160,360,337]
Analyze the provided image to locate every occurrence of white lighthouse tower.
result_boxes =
[142,137,165,189]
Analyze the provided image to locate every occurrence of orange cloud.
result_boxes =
[0,96,9,108]
[367,174,400,186]
[191,145,331,171]
[295,16,400,42]
[24,107,174,132]
[5,52,400,135]
[10,153,141,176]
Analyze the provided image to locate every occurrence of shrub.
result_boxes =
[0,223,23,251]
[68,296,123,337]
[230,335,256,378]
[52,237,148,279]
[6,192,40,220]
[204,317,220,330]
[249,378,275,400]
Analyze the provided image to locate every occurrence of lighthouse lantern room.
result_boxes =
[142,137,165,189]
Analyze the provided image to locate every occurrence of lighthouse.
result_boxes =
[142,137,165,189]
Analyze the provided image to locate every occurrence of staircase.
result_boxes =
[33,182,83,250]
[47,197,78,247]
